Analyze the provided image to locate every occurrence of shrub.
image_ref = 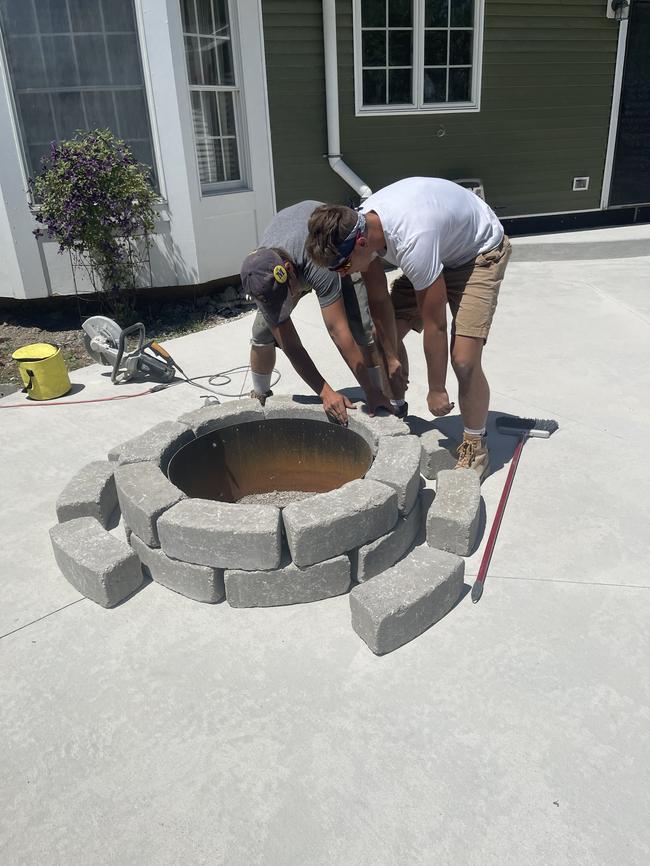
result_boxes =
[30,129,157,310]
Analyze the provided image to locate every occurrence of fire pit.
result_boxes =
[50,396,426,610]
[167,417,373,506]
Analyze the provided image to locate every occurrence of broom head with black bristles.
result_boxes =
[496,416,559,439]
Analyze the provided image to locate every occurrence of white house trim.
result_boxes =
[600,18,630,210]
[353,0,484,117]
[0,0,276,300]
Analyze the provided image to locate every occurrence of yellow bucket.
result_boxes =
[11,343,71,401]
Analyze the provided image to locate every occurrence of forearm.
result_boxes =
[422,324,448,392]
[283,342,328,397]
[329,329,374,395]
[368,291,399,361]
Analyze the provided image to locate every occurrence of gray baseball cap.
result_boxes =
[240,247,295,327]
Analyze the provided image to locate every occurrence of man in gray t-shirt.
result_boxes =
[241,201,391,424]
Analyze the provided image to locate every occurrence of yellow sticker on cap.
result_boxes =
[273,264,288,284]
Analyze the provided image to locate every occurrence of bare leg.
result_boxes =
[450,335,489,430]
[250,343,275,375]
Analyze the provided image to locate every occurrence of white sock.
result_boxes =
[464,426,486,438]
[391,399,406,408]
[251,371,272,395]
[367,366,382,390]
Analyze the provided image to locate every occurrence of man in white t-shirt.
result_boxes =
[306,177,512,480]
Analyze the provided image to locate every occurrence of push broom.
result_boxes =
[471,416,559,603]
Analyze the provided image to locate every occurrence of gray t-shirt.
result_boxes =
[261,200,341,308]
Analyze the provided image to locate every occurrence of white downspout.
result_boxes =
[322,0,372,200]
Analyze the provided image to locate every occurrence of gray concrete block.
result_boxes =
[426,469,481,556]
[49,517,143,608]
[349,545,464,654]
[130,532,224,604]
[283,479,398,568]
[110,421,195,471]
[225,552,350,608]
[366,434,421,514]
[177,397,264,436]
[262,395,328,422]
[348,402,409,449]
[158,498,282,570]
[114,462,186,548]
[353,497,421,583]
[419,428,458,479]
[55,460,118,528]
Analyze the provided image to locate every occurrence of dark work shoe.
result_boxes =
[249,389,273,406]
[395,401,409,419]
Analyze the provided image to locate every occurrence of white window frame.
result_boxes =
[0,0,162,194]
[353,0,485,116]
[180,0,250,196]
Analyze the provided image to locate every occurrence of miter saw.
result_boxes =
[82,316,177,385]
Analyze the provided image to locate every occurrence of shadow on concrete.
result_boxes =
[111,572,153,607]
[105,506,121,532]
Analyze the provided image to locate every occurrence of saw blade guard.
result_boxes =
[82,316,124,366]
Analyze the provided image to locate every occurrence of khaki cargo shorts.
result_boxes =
[390,234,512,342]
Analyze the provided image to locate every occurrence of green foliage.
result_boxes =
[30,130,157,297]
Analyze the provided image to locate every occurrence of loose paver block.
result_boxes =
[262,395,328,422]
[55,460,118,528]
[348,402,409,448]
[109,421,194,471]
[419,428,458,479]
[426,469,481,556]
[115,461,186,547]
[225,553,350,608]
[349,545,465,654]
[158,498,282,570]
[283,479,398,568]
[177,397,264,436]
[130,532,224,603]
[354,498,421,583]
[114,462,186,547]
[50,517,143,608]
[366,434,421,514]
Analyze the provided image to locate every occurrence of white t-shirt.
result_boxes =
[360,177,504,290]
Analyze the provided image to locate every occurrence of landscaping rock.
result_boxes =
[50,517,143,608]
[55,460,117,528]
[348,402,409,448]
[426,469,481,556]
[262,395,328,422]
[365,434,421,514]
[225,553,350,608]
[158,498,282,570]
[349,546,464,655]
[177,397,264,437]
[419,428,458,479]
[109,421,194,471]
[114,462,186,547]
[283,479,398,568]
[353,498,421,583]
[129,532,224,603]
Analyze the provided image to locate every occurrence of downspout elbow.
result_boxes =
[327,155,372,200]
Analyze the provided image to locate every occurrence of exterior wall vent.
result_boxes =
[573,177,590,191]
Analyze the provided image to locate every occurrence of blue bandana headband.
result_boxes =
[327,211,366,270]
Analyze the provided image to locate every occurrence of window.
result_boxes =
[355,0,484,115]
[0,0,157,183]
[180,0,245,192]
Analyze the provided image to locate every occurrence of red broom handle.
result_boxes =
[471,432,528,603]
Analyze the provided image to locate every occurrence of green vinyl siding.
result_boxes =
[262,0,619,217]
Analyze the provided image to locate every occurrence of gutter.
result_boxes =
[322,0,372,200]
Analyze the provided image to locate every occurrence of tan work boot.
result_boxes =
[455,434,490,482]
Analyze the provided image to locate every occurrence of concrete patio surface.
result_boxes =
[1,224,649,865]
